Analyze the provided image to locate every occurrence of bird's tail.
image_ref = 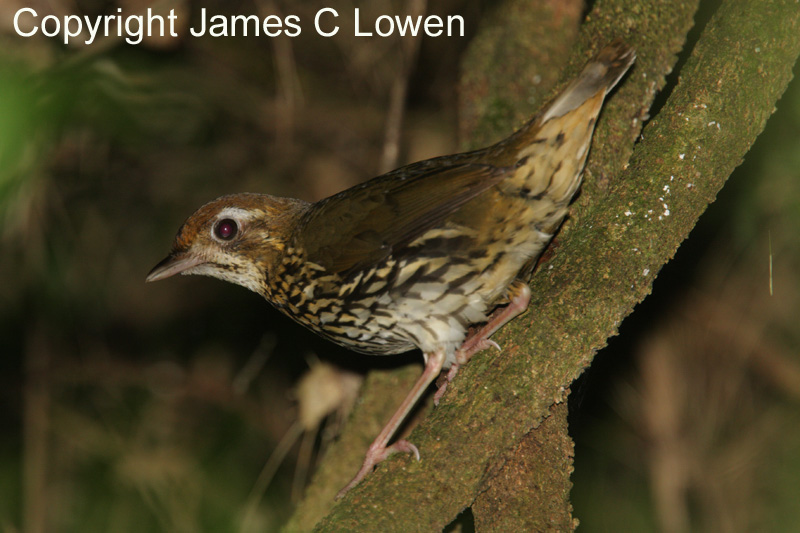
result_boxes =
[496,39,635,212]
[540,39,636,124]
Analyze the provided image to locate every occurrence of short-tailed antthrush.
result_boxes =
[147,39,635,497]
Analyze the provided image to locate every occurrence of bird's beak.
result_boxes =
[146,252,205,282]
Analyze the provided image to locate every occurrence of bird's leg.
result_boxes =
[336,348,446,499]
[433,280,531,405]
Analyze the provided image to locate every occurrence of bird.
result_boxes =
[147,39,635,498]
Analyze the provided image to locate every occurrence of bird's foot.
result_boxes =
[336,439,420,499]
[434,338,502,405]
[434,281,531,405]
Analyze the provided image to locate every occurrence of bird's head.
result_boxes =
[146,193,309,294]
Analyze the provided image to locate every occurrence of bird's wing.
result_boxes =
[297,162,510,274]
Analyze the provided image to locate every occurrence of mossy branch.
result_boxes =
[284,0,800,530]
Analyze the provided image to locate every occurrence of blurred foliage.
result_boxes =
[0,0,798,532]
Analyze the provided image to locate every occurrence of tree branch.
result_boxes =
[283,0,800,530]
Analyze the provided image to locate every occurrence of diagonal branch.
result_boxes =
[284,0,800,530]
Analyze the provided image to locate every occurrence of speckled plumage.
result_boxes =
[148,39,635,496]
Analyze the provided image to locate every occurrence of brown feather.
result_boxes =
[297,163,510,274]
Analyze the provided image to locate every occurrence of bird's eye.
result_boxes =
[214,218,239,241]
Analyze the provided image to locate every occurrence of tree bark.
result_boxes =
[283,0,800,530]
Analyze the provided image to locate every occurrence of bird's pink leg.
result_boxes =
[434,281,531,405]
[336,348,446,499]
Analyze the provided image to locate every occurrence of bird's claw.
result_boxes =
[336,439,420,499]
